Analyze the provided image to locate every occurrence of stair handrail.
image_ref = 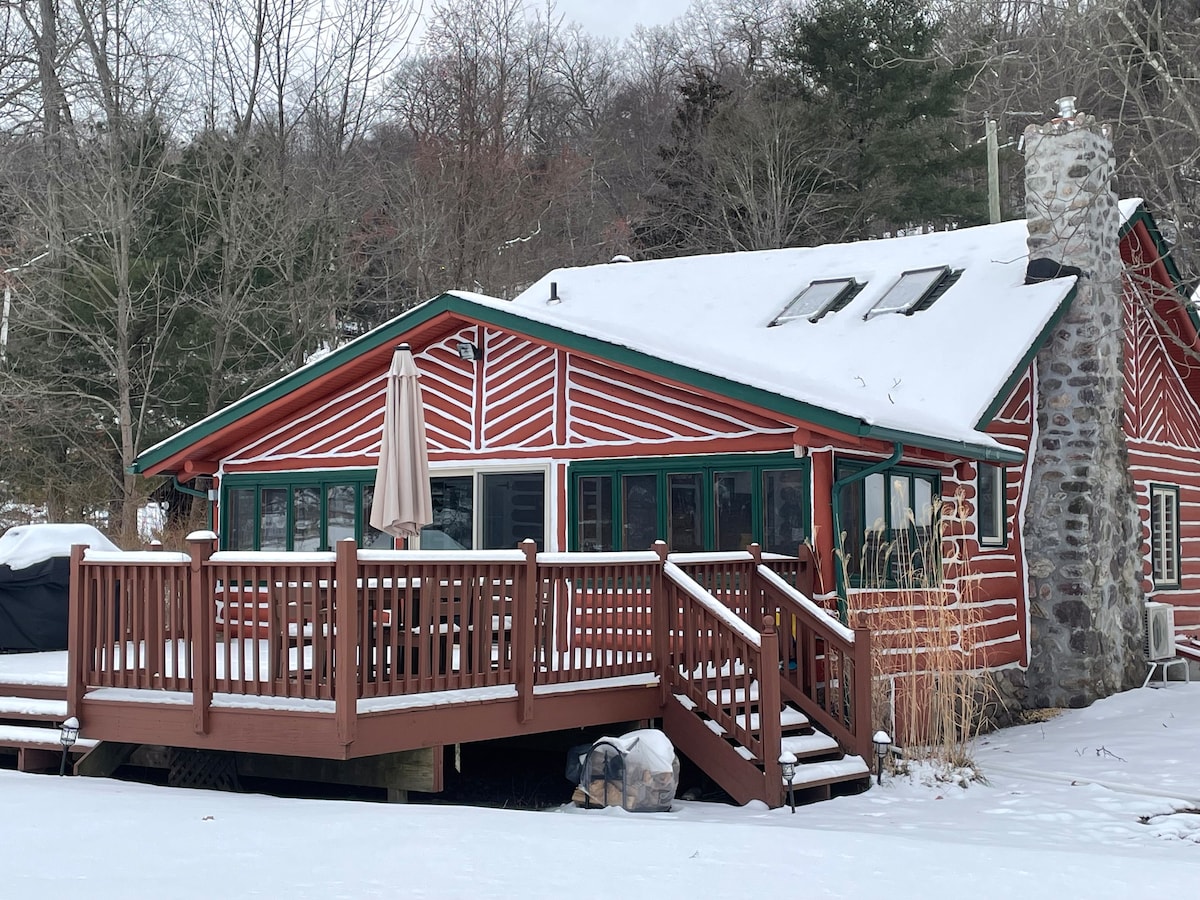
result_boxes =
[756,564,873,762]
[662,561,781,780]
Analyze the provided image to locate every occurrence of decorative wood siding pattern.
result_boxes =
[1123,285,1200,635]
[565,356,791,447]
[221,325,795,473]
[831,373,1034,679]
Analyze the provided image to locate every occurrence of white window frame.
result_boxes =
[1150,484,1180,589]
[977,464,1007,547]
[416,464,551,551]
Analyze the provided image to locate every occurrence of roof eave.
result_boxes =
[132,291,1027,478]
[974,281,1079,431]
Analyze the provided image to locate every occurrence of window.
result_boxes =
[482,472,546,549]
[421,476,474,549]
[220,474,388,551]
[769,278,861,326]
[1150,484,1180,588]
[865,266,959,318]
[837,460,939,587]
[568,454,810,554]
[977,464,1006,547]
[420,471,546,551]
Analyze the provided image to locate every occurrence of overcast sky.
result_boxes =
[551,0,692,38]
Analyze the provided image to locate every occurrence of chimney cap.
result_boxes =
[1056,96,1078,119]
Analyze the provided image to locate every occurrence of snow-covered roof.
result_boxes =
[0,524,120,570]
[132,200,1154,475]
[451,200,1143,453]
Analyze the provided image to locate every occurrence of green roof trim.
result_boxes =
[975,203,1197,433]
[975,282,1078,430]
[132,292,1023,475]
[1120,202,1200,334]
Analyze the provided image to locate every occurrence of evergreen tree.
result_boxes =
[776,0,984,235]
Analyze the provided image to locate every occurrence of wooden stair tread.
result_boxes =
[698,708,812,737]
[705,684,759,705]
[781,732,840,758]
[784,756,870,788]
[779,706,810,729]
[0,696,69,721]
[0,724,98,751]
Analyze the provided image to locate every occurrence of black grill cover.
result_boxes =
[0,556,70,653]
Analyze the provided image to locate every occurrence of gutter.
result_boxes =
[831,441,904,624]
[171,475,213,531]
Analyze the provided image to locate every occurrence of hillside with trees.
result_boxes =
[1,0,1196,536]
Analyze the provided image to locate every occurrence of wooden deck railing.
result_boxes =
[69,536,870,765]
[673,546,873,762]
[68,544,193,711]
[533,551,661,686]
[660,559,781,788]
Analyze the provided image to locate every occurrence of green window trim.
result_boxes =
[1150,483,1181,590]
[836,459,941,589]
[568,453,811,554]
[219,470,388,551]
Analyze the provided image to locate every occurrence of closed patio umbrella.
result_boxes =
[369,343,433,541]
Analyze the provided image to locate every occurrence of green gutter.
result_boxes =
[131,293,1017,475]
[831,442,904,624]
[172,475,213,530]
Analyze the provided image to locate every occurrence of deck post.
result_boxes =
[335,538,359,746]
[748,542,764,625]
[516,539,537,724]
[759,615,784,808]
[66,544,87,720]
[652,541,670,707]
[188,533,216,734]
[852,626,874,761]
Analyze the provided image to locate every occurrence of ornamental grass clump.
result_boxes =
[840,485,997,780]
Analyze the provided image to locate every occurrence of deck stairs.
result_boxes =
[664,680,870,806]
[0,682,97,774]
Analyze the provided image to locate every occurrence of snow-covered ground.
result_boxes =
[2,682,1196,898]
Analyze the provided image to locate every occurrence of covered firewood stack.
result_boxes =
[569,729,680,812]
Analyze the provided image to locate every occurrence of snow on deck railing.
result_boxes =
[358,549,526,564]
[663,561,761,646]
[83,549,190,564]
[537,550,660,565]
[210,550,337,565]
[757,565,855,644]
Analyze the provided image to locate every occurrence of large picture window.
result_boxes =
[221,473,389,551]
[420,470,546,551]
[568,454,810,554]
[222,468,547,552]
[837,460,940,587]
[1150,484,1180,589]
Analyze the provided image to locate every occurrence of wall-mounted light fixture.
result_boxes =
[456,340,481,362]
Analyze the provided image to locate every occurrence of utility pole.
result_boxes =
[986,118,1001,224]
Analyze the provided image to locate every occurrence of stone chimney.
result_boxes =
[1019,97,1144,709]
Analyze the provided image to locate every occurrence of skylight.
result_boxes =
[866,266,950,318]
[769,278,859,326]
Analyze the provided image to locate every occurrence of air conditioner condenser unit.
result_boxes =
[1144,602,1176,662]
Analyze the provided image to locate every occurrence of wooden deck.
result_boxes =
[6,538,873,806]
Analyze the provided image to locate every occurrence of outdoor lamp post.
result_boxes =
[59,717,79,776]
[779,750,798,812]
[873,731,892,785]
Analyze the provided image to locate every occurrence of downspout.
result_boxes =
[171,475,213,531]
[831,441,904,624]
